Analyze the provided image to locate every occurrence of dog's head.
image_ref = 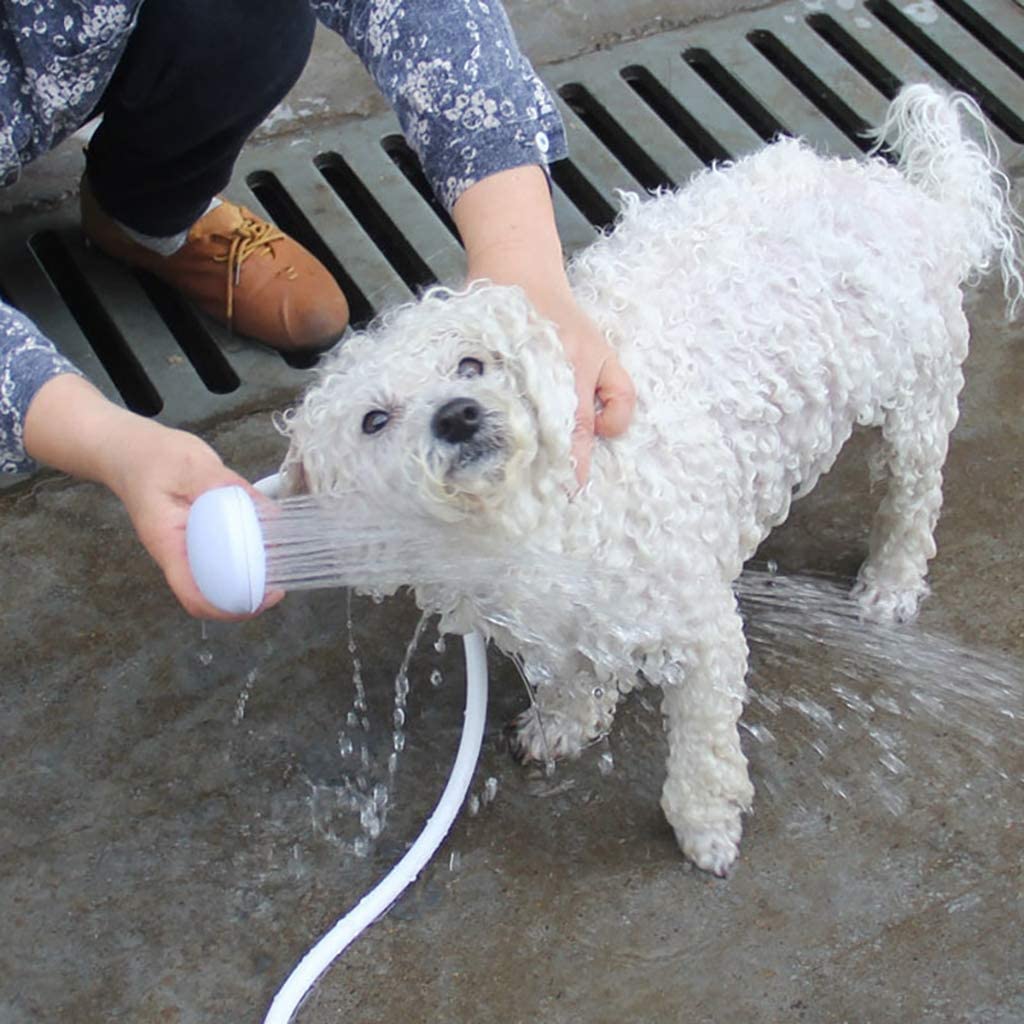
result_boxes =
[280,283,578,536]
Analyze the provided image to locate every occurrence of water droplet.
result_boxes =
[598,751,615,776]
[395,673,410,701]
[338,733,354,758]
[434,636,447,654]
[467,794,480,816]
[197,649,213,667]
[430,669,444,688]
[393,707,406,730]
[353,836,369,858]
[393,730,406,753]
[483,777,499,804]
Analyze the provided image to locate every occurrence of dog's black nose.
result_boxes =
[432,397,483,444]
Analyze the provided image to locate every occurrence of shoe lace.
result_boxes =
[211,214,295,325]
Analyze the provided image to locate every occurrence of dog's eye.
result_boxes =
[457,357,485,379]
[361,410,390,435]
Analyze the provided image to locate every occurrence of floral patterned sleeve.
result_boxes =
[311,0,568,210]
[1,302,83,475]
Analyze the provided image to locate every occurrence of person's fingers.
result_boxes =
[593,355,636,438]
[571,372,598,484]
[162,549,256,622]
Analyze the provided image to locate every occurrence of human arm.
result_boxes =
[313,0,636,477]
[451,165,635,480]
[3,302,276,619]
[22,374,282,620]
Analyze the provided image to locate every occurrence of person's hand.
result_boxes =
[521,289,634,483]
[103,419,284,620]
[452,165,637,484]
[24,374,282,619]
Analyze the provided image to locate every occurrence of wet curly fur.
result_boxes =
[281,86,1021,875]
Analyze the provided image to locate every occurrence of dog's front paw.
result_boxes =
[852,577,926,624]
[676,812,743,877]
[661,778,748,877]
[508,706,590,764]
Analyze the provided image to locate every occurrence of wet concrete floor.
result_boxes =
[2,258,1022,1024]
[2,3,1023,1023]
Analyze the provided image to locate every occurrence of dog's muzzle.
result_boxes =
[431,396,503,473]
[432,397,482,445]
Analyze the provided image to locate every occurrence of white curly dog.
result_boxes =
[280,86,1021,875]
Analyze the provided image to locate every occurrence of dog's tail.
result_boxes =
[872,84,1023,317]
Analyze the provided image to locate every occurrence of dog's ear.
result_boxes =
[278,445,308,497]
[497,294,578,476]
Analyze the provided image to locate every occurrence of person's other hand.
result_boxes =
[527,291,635,483]
[453,165,637,485]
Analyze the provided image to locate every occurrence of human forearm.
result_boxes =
[23,373,139,488]
[314,0,566,211]
[0,303,85,474]
[24,374,278,619]
[453,167,636,480]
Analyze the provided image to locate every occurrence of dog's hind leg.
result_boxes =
[854,309,968,623]
[659,591,753,875]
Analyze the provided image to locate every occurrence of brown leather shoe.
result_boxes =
[80,180,349,351]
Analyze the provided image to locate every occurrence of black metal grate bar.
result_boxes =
[558,82,676,191]
[620,64,733,165]
[315,151,438,294]
[246,169,375,343]
[550,158,618,231]
[866,0,1024,142]
[931,0,1024,79]
[132,271,240,395]
[380,136,461,240]
[747,30,879,153]
[28,231,162,416]
[806,14,904,100]
[682,48,790,142]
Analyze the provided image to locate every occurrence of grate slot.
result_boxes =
[28,231,162,416]
[931,0,1024,79]
[550,158,618,231]
[132,272,240,395]
[866,0,1024,142]
[747,30,878,153]
[620,65,732,165]
[806,14,903,100]
[315,151,438,295]
[558,82,675,191]
[682,48,790,142]
[380,136,460,240]
[246,169,375,342]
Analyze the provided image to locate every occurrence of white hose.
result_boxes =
[263,631,489,1024]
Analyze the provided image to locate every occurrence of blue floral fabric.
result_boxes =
[0,0,567,474]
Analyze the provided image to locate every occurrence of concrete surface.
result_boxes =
[2,2,1023,1023]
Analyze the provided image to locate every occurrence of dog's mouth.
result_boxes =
[449,432,505,474]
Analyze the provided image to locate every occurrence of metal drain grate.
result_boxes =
[1,0,1021,469]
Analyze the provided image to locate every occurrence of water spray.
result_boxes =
[185,479,490,1024]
